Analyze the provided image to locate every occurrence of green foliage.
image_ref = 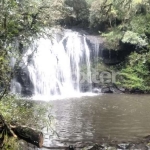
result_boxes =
[0,136,19,150]
[120,14,150,48]
[64,0,89,22]
[0,94,50,127]
[0,94,52,149]
[129,14,150,39]
[89,0,115,28]
[122,30,148,47]
[87,0,149,51]
[95,0,150,91]
[54,0,89,26]
[0,0,64,97]
[0,2,57,149]
[117,52,150,91]
[89,0,150,28]
[90,0,150,52]
[102,28,123,50]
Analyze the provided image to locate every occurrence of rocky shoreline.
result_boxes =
[92,83,150,95]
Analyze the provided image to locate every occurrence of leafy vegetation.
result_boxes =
[122,30,148,47]
[0,94,51,149]
[0,0,58,148]
[101,29,123,50]
[87,0,150,91]
[117,52,150,92]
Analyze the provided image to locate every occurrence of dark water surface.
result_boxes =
[42,94,150,148]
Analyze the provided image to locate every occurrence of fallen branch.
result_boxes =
[0,114,17,138]
[12,125,43,148]
[0,114,43,148]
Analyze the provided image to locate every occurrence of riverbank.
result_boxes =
[0,95,50,150]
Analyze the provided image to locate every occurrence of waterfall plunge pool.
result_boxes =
[25,94,150,149]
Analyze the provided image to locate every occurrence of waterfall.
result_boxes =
[11,29,101,99]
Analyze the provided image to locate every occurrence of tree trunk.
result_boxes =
[12,126,43,148]
[0,114,43,148]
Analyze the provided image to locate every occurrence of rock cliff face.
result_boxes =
[15,68,34,96]
[86,33,132,65]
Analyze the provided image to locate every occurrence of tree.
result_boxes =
[89,0,150,29]
[64,0,89,22]
[53,0,89,26]
[0,0,63,99]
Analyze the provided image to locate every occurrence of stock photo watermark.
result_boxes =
[73,70,120,84]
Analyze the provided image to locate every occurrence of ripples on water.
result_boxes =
[44,94,150,146]
[27,94,150,149]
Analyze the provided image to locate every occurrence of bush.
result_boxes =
[0,94,51,150]
[122,30,148,47]
[117,52,150,91]
[101,28,123,50]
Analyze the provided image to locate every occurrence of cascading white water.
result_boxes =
[20,29,94,98]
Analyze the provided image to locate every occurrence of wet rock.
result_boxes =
[67,145,75,150]
[107,147,117,150]
[128,143,148,150]
[101,43,134,65]
[109,84,125,93]
[18,140,37,150]
[146,143,150,149]
[130,88,144,94]
[86,145,95,150]
[144,135,150,139]
[86,144,104,150]
[80,82,92,92]
[92,88,101,93]
[101,83,124,94]
[101,87,113,93]
[15,68,34,96]
[117,143,130,149]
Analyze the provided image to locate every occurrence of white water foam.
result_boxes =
[24,30,93,98]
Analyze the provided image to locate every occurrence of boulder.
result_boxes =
[92,88,101,93]
[101,87,113,93]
